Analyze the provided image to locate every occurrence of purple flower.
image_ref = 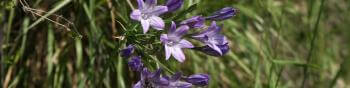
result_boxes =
[166,0,184,12]
[195,43,229,56]
[120,45,135,58]
[133,68,170,88]
[160,22,194,62]
[180,16,205,28]
[192,21,228,55]
[206,7,238,20]
[130,0,168,33]
[185,74,210,86]
[128,56,143,71]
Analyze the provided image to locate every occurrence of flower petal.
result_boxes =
[178,39,194,48]
[169,21,177,34]
[145,0,157,7]
[171,47,185,62]
[149,6,168,16]
[149,16,165,30]
[172,25,189,37]
[208,43,222,55]
[160,34,169,43]
[169,81,192,88]
[193,21,220,37]
[130,10,142,21]
[212,34,228,45]
[137,0,145,9]
[141,19,150,33]
[165,45,172,60]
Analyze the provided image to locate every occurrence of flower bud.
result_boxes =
[128,56,143,71]
[120,45,134,58]
[206,7,238,20]
[166,0,184,12]
[185,74,210,86]
[180,16,205,28]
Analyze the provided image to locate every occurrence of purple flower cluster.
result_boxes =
[127,0,238,87]
[127,56,210,88]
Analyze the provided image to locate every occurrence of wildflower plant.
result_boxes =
[123,0,238,87]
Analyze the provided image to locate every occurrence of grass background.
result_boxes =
[1,0,350,88]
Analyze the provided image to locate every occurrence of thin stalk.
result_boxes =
[300,0,326,87]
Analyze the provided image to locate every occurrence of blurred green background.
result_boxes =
[1,0,350,88]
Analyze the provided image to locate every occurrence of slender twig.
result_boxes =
[300,0,326,87]
[126,0,135,10]
[106,0,117,35]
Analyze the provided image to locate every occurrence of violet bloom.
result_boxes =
[206,7,238,20]
[180,16,205,28]
[160,22,194,62]
[195,43,229,56]
[130,0,168,33]
[166,0,184,12]
[133,68,169,88]
[185,74,210,86]
[120,45,135,58]
[192,21,228,55]
[128,56,143,71]
[163,72,192,88]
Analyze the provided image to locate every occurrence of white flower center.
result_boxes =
[141,13,150,19]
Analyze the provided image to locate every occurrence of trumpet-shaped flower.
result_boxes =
[130,0,168,33]
[160,22,194,62]
[192,21,228,55]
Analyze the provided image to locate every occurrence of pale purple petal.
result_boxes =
[180,16,205,28]
[160,34,169,43]
[149,6,168,16]
[212,34,227,45]
[141,19,150,33]
[137,0,145,9]
[169,21,176,34]
[178,40,194,48]
[145,0,157,7]
[193,21,220,37]
[169,81,192,88]
[208,43,222,55]
[171,48,185,62]
[165,45,172,60]
[172,25,189,37]
[149,16,165,30]
[130,10,142,21]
